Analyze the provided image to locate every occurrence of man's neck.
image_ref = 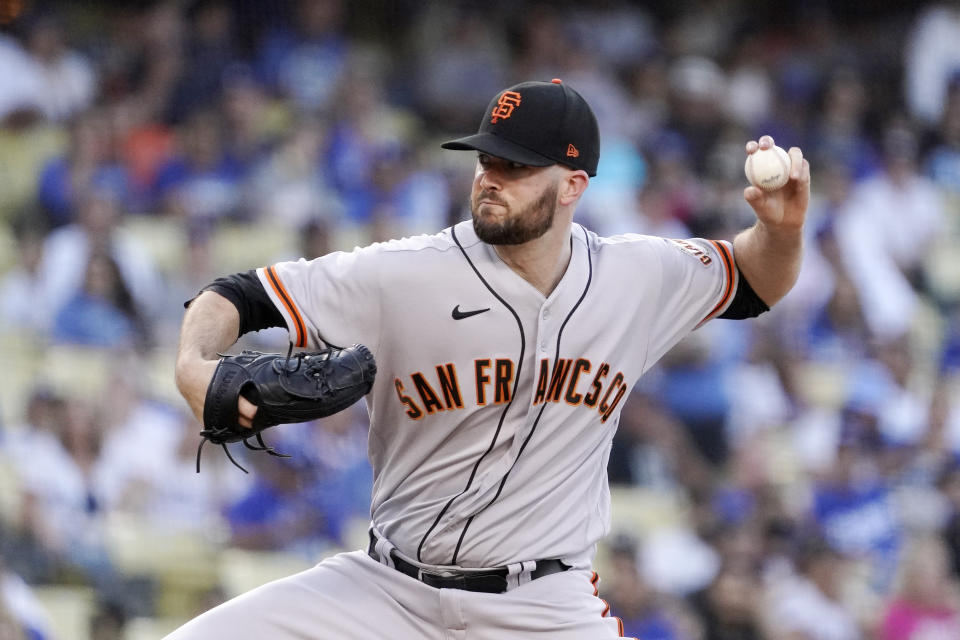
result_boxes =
[493,222,573,297]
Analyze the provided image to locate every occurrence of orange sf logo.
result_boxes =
[491,91,522,123]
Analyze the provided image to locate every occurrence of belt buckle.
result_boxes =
[417,568,467,590]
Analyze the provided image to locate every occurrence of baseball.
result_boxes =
[744,144,791,191]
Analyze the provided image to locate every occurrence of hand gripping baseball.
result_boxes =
[743,135,810,232]
[197,344,377,472]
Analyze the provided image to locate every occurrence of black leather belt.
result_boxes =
[367,530,569,593]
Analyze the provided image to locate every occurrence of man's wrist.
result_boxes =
[754,219,803,247]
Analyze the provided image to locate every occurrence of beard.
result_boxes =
[471,183,559,245]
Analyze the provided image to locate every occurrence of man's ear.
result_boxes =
[558,169,589,206]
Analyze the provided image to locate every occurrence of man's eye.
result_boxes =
[509,162,526,170]
[478,155,490,165]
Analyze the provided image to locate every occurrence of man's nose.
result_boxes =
[479,167,501,191]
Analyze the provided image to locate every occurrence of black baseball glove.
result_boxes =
[197,344,376,472]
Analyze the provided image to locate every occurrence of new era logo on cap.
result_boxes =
[441,79,600,177]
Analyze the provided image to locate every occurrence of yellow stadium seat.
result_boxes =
[608,485,688,538]
[125,615,186,640]
[218,549,312,599]
[794,361,848,409]
[0,329,46,426]
[211,223,296,272]
[121,216,187,277]
[33,585,95,640]
[105,513,220,618]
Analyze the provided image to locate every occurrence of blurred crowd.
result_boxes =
[1,0,960,638]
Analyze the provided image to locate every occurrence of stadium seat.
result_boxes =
[218,548,312,598]
[32,585,95,640]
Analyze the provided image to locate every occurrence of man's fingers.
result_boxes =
[744,185,764,202]
[746,136,777,155]
[238,396,258,429]
[788,147,804,179]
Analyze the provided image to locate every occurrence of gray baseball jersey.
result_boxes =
[256,219,735,570]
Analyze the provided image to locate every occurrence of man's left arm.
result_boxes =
[732,136,811,307]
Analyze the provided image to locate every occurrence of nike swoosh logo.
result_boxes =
[452,305,491,320]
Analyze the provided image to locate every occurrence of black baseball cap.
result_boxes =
[441,79,600,177]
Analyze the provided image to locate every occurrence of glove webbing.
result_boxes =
[195,427,290,474]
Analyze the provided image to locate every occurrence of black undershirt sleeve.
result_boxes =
[184,270,286,338]
[718,267,770,320]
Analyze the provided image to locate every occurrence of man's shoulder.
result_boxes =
[586,227,666,253]
[364,225,462,257]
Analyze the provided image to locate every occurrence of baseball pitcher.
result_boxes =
[168,79,810,639]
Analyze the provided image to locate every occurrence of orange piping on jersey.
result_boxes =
[601,599,611,617]
[700,240,735,325]
[266,265,307,347]
[590,571,599,597]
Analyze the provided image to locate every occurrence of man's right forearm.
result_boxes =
[175,290,241,422]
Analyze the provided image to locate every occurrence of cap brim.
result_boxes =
[441,133,556,167]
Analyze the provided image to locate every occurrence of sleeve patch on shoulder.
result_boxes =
[667,239,713,266]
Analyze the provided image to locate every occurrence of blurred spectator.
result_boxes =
[689,562,763,640]
[807,67,878,181]
[89,601,126,640]
[20,10,96,123]
[94,371,228,534]
[51,250,149,348]
[2,387,65,466]
[905,3,960,127]
[811,430,902,592]
[15,399,115,586]
[0,557,53,640]
[664,56,727,175]
[37,108,130,228]
[651,329,732,467]
[246,117,343,228]
[938,462,960,578]
[880,536,960,640]
[151,108,247,221]
[300,406,373,545]
[220,64,280,168]
[166,0,239,123]
[762,539,861,640]
[604,534,696,640]
[38,186,161,331]
[0,219,48,333]
[256,0,350,113]
[608,391,713,493]
[836,119,944,339]
[300,217,334,261]
[158,223,217,343]
[411,5,508,132]
[925,80,960,194]
[225,454,330,553]
[118,415,229,534]
[0,32,45,125]
[323,61,424,228]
